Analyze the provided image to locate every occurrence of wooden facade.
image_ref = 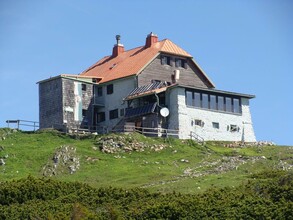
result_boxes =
[137,54,213,88]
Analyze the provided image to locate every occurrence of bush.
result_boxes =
[0,172,292,219]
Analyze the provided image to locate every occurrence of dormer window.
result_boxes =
[175,58,187,68]
[161,55,171,66]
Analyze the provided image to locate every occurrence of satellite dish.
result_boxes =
[160,107,169,117]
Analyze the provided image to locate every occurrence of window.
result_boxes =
[229,124,238,132]
[233,98,240,113]
[97,87,103,97]
[82,109,87,117]
[210,95,217,110]
[212,122,219,129]
[202,94,209,109]
[107,84,113,94]
[109,109,118,119]
[194,92,201,107]
[120,108,125,117]
[218,96,224,111]
[175,58,187,68]
[151,79,161,83]
[97,112,105,123]
[82,84,87,91]
[186,91,193,106]
[194,119,204,127]
[161,55,171,65]
[225,97,232,112]
[184,89,242,114]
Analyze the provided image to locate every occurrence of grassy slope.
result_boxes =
[0,128,292,194]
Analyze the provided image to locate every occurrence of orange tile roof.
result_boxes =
[79,39,192,84]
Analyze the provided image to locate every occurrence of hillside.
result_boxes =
[0,128,292,193]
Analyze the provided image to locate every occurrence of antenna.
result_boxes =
[160,107,169,117]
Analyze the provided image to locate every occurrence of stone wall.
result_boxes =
[62,78,93,129]
[39,77,63,129]
[39,77,94,131]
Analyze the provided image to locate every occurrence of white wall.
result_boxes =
[97,77,137,129]
[167,87,256,142]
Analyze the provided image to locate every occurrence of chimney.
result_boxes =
[172,70,180,83]
[112,35,124,57]
[145,32,158,48]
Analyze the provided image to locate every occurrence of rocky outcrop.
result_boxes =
[0,129,17,141]
[183,156,266,177]
[42,145,80,176]
[224,141,276,148]
[96,134,169,154]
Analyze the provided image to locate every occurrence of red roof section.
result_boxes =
[80,39,192,84]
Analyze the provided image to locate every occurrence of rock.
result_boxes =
[69,165,76,174]
[0,159,5,165]
[43,145,80,176]
[96,134,169,154]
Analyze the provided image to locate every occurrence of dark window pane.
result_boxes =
[109,109,118,119]
[97,87,103,96]
[82,84,86,91]
[162,56,171,65]
[186,91,193,106]
[107,84,113,94]
[202,94,209,109]
[175,58,186,68]
[225,97,232,112]
[230,124,238,132]
[97,112,105,122]
[210,95,216,110]
[218,96,224,111]
[167,56,171,65]
[194,92,201,107]
[161,56,166,65]
[175,58,181,67]
[120,108,125,117]
[212,122,219,129]
[194,119,204,127]
[233,98,240,113]
[82,109,87,117]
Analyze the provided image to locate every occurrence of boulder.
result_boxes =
[0,158,5,165]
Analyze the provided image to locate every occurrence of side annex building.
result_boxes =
[38,33,256,142]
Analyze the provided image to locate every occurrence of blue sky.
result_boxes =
[0,0,292,145]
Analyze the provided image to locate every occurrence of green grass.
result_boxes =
[0,128,292,194]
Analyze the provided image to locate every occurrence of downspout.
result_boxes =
[154,92,167,130]
[154,93,163,108]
